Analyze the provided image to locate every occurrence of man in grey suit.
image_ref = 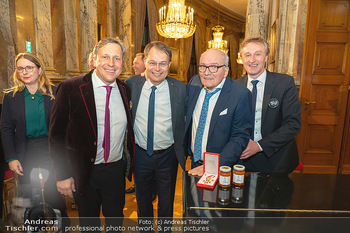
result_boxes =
[125,41,186,224]
[236,37,301,173]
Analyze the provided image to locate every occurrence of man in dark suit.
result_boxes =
[236,37,301,173]
[49,37,134,232]
[184,48,252,176]
[125,41,186,223]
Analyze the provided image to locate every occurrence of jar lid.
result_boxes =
[234,165,245,171]
[220,166,231,172]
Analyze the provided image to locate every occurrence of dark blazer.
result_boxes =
[236,70,301,173]
[1,87,56,162]
[49,71,135,195]
[125,75,186,170]
[184,75,252,167]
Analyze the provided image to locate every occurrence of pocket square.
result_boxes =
[219,108,228,116]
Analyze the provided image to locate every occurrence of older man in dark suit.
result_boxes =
[49,37,134,232]
[184,48,252,176]
[236,37,301,173]
[125,41,186,226]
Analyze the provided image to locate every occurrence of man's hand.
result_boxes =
[188,165,204,176]
[9,160,24,176]
[57,177,76,198]
[240,139,261,160]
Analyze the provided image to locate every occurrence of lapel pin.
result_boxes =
[268,98,279,108]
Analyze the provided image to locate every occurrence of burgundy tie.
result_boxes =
[102,86,112,162]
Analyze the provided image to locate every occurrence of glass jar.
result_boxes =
[232,165,245,186]
[231,185,244,203]
[219,166,231,188]
[218,187,230,205]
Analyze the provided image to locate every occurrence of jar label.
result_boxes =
[219,189,230,199]
[219,176,231,185]
[233,174,244,184]
[232,188,243,198]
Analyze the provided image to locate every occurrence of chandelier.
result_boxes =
[208,25,228,54]
[236,53,243,64]
[207,1,228,54]
[156,0,196,39]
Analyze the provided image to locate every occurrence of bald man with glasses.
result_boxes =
[184,48,252,176]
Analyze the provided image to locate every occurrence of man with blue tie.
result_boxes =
[185,48,252,176]
[125,41,186,225]
[236,37,301,173]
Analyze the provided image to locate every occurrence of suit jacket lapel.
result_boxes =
[132,77,146,122]
[167,77,177,134]
[237,76,248,86]
[262,71,275,125]
[16,91,26,129]
[208,77,231,138]
[79,74,97,139]
[116,78,134,129]
[186,84,202,132]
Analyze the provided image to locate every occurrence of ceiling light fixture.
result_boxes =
[207,0,228,54]
[156,0,196,39]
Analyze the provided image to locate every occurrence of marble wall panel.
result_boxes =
[80,0,98,72]
[64,0,80,73]
[118,0,133,78]
[107,0,117,37]
[245,0,270,39]
[276,0,307,84]
[294,0,307,83]
[0,0,16,91]
[276,0,288,73]
[33,0,54,70]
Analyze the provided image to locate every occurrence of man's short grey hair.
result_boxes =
[239,37,270,55]
[93,37,126,59]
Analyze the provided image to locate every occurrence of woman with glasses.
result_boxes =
[0,53,68,223]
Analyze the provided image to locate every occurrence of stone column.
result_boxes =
[64,0,80,74]
[276,0,307,84]
[107,0,117,37]
[118,0,133,78]
[245,0,270,39]
[0,0,16,89]
[80,0,98,72]
[33,0,55,70]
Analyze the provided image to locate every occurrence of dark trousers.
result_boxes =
[19,137,68,215]
[134,144,178,218]
[73,159,126,233]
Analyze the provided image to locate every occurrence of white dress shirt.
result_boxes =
[191,78,226,160]
[92,70,127,164]
[247,69,266,150]
[134,79,174,150]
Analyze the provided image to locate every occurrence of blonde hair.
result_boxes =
[4,53,55,99]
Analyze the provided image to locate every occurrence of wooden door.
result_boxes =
[298,0,350,173]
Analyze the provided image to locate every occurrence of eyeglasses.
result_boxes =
[147,61,169,68]
[16,66,35,73]
[198,65,226,73]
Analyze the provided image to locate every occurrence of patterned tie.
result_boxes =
[193,88,221,162]
[102,86,112,162]
[147,86,157,156]
[251,80,259,140]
